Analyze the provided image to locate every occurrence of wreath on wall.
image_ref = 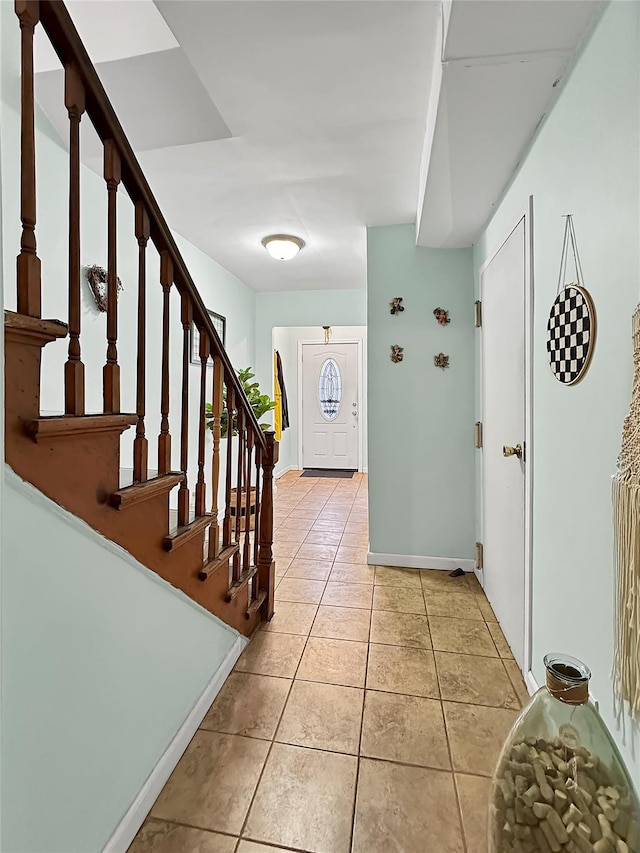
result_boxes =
[85,264,123,312]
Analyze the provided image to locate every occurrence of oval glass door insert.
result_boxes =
[318,358,342,420]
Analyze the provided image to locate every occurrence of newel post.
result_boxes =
[257,431,278,620]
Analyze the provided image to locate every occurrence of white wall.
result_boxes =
[474,2,640,782]
[1,466,241,853]
[272,325,368,477]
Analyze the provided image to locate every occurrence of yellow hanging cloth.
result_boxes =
[273,350,283,441]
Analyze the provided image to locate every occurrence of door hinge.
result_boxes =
[475,542,484,570]
[474,422,483,448]
[474,300,482,328]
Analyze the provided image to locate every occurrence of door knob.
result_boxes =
[503,444,523,460]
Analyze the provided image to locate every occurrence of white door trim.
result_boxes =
[478,197,534,682]
[297,339,364,472]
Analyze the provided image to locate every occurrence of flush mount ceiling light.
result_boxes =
[261,234,305,261]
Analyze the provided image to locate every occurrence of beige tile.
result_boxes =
[296,543,338,561]
[297,636,368,687]
[284,559,331,581]
[456,773,492,853]
[375,565,422,588]
[373,585,426,615]
[304,529,343,546]
[329,562,375,584]
[443,702,518,776]
[336,545,369,563]
[244,743,357,853]
[344,522,368,534]
[201,672,291,739]
[275,577,326,604]
[275,529,307,544]
[487,621,513,658]
[340,532,370,548]
[367,644,439,698]
[421,568,471,590]
[476,595,498,622]
[237,843,298,853]
[272,541,301,560]
[289,508,321,519]
[503,659,531,708]
[312,519,346,532]
[128,819,236,853]
[425,590,484,620]
[234,632,306,678]
[276,680,364,753]
[435,652,519,709]
[429,616,498,657]
[151,731,268,834]
[369,610,431,649]
[361,690,450,770]
[278,519,314,532]
[274,558,291,577]
[261,601,317,636]
[311,605,371,642]
[352,759,464,853]
[321,581,373,609]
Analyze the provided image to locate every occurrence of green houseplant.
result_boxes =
[205,367,275,437]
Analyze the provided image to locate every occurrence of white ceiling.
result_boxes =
[33,0,603,291]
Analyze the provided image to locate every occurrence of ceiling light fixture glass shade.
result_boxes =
[261,234,305,260]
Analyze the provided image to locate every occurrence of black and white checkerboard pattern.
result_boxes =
[547,286,593,384]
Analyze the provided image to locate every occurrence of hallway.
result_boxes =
[130,471,530,853]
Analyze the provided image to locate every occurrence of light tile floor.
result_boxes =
[129,471,529,853]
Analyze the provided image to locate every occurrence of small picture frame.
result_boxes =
[191,310,226,364]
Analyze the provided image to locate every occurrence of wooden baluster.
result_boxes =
[64,64,85,414]
[253,444,261,569]
[233,406,245,582]
[177,291,192,527]
[195,328,210,518]
[222,383,234,549]
[133,202,150,482]
[207,356,224,560]
[158,251,173,474]
[258,432,278,620]
[15,0,41,318]
[103,139,121,413]
[243,429,253,572]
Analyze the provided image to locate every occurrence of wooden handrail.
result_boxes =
[37,0,266,449]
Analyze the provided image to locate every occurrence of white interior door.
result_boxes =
[301,343,359,470]
[481,217,528,669]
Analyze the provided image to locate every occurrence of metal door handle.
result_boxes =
[503,444,523,460]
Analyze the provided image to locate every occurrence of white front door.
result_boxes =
[301,342,359,470]
[481,216,528,669]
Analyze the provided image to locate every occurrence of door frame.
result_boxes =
[478,196,534,685]
[297,339,364,472]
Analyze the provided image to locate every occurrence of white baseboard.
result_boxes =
[524,669,539,696]
[102,635,247,853]
[367,552,476,573]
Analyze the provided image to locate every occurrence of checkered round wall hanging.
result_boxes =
[546,215,596,385]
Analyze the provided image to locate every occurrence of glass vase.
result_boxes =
[488,654,640,853]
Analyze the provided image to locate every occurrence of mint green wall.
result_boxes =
[2,467,240,853]
[367,225,475,560]
[474,2,640,780]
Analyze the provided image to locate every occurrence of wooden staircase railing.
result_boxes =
[4,0,277,634]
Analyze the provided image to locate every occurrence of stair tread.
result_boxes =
[109,472,185,509]
[4,310,68,343]
[246,590,267,619]
[26,413,137,441]
[227,565,258,601]
[163,514,212,552]
[199,542,239,581]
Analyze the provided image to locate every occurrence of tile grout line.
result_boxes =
[348,597,372,853]
[420,570,469,853]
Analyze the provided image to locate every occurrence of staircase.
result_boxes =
[4,0,276,636]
